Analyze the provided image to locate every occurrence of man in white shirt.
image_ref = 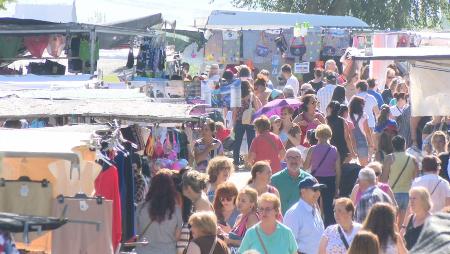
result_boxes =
[353,80,380,129]
[317,72,337,114]
[411,155,450,213]
[284,176,325,254]
[282,64,299,97]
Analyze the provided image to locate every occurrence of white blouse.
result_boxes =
[323,223,362,254]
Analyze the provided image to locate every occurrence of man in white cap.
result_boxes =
[284,176,326,254]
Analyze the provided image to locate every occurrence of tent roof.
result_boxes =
[0,89,148,100]
[205,10,369,30]
[350,47,450,60]
[0,98,199,122]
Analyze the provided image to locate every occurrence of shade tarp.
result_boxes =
[205,10,368,30]
[350,47,450,60]
[0,75,97,90]
[409,59,450,116]
[0,88,148,100]
[0,98,198,122]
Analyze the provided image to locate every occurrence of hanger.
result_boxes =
[57,194,103,205]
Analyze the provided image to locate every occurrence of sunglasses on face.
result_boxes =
[220,196,234,202]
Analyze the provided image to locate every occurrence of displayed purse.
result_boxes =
[289,36,306,57]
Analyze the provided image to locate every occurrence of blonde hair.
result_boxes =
[315,124,332,140]
[238,187,258,211]
[334,197,355,216]
[206,156,234,183]
[188,211,218,236]
[367,161,383,174]
[409,187,433,212]
[258,193,281,213]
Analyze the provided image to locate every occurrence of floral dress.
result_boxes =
[323,223,362,254]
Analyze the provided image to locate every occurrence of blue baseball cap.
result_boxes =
[298,177,327,190]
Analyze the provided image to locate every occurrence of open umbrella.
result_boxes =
[252,98,302,120]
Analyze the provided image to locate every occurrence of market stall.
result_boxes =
[349,46,450,116]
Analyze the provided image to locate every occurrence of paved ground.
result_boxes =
[229,169,251,190]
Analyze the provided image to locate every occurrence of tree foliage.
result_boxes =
[0,0,14,10]
[231,0,450,29]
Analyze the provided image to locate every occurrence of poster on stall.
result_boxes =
[212,82,232,108]
[201,80,212,106]
[294,62,310,74]
[166,80,185,98]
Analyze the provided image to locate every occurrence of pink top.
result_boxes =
[355,182,391,204]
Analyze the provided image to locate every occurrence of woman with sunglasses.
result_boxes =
[224,187,259,249]
[239,193,297,254]
[206,156,234,202]
[294,94,325,148]
[213,182,239,234]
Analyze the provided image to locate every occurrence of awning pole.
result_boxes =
[89,29,96,75]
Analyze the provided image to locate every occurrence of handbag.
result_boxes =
[311,146,332,176]
[255,227,269,254]
[290,36,306,57]
[208,237,218,254]
[241,94,255,125]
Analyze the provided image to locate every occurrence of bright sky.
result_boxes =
[0,0,244,27]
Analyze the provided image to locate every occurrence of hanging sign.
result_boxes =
[294,62,310,74]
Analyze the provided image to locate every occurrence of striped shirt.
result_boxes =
[317,84,336,114]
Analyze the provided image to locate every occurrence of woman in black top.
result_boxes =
[404,187,432,250]
[326,101,355,163]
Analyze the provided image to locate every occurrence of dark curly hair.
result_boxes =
[145,172,178,223]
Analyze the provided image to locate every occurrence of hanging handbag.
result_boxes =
[289,36,306,57]
[255,32,270,57]
[241,94,255,125]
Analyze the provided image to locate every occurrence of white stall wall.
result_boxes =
[410,59,450,116]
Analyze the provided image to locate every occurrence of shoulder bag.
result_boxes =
[337,226,350,250]
[255,227,269,254]
[241,94,255,125]
[311,146,332,176]
[391,156,411,190]
[208,237,218,254]
[431,179,443,195]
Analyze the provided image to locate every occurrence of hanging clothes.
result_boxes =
[122,143,136,241]
[52,198,114,254]
[79,38,100,62]
[94,165,122,251]
[47,34,66,57]
[24,35,49,58]
[0,180,53,244]
[0,37,23,59]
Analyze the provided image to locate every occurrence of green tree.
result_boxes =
[0,0,14,10]
[231,0,450,29]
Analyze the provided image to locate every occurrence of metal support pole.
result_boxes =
[89,29,96,75]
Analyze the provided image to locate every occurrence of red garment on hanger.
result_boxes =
[95,166,122,251]
[24,36,49,58]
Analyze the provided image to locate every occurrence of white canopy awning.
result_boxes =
[205,10,369,30]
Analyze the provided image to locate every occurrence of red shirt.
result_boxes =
[216,128,231,142]
[249,132,285,173]
[95,166,122,251]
